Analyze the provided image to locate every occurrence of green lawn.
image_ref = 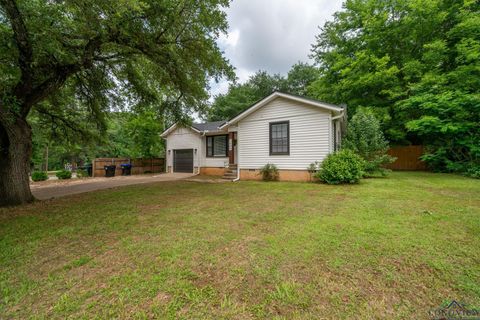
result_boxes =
[1,172,479,319]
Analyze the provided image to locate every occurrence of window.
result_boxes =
[206,135,228,157]
[270,121,289,155]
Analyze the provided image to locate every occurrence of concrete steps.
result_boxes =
[222,165,238,181]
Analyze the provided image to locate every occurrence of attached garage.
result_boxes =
[173,149,194,173]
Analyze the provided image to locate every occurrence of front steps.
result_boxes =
[222,165,238,181]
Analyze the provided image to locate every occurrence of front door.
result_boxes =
[173,149,193,173]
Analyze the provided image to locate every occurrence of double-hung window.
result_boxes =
[269,121,289,155]
[206,135,228,157]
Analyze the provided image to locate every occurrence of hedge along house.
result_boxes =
[161,92,346,181]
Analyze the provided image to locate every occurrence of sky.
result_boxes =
[210,0,344,98]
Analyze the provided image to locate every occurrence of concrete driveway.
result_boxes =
[31,173,195,200]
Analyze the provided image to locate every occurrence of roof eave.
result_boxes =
[160,123,202,138]
[220,92,344,129]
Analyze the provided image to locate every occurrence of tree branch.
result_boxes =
[35,105,91,139]
[21,36,104,117]
[0,0,33,98]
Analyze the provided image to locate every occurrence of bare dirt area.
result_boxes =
[31,173,194,200]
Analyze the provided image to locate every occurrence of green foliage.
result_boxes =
[310,0,479,175]
[30,110,165,170]
[76,169,89,178]
[259,163,279,181]
[1,0,233,117]
[315,150,365,184]
[307,161,320,173]
[400,4,480,175]
[0,0,234,203]
[208,63,319,121]
[56,170,72,180]
[122,111,164,158]
[343,109,396,176]
[31,171,48,182]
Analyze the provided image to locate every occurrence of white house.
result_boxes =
[160,92,346,181]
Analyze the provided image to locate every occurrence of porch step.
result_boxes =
[223,172,236,177]
[222,166,237,180]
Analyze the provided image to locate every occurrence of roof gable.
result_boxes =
[220,92,344,129]
[161,121,226,138]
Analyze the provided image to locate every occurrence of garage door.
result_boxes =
[173,149,193,173]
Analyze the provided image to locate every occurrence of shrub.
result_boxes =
[465,163,480,179]
[76,169,89,178]
[307,161,320,181]
[259,163,279,181]
[342,109,396,177]
[56,170,72,180]
[315,150,365,184]
[31,171,48,182]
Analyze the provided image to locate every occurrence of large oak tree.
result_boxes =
[0,0,233,206]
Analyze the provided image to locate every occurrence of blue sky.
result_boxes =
[210,0,344,98]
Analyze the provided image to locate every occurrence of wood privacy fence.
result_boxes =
[385,145,427,171]
[92,157,165,177]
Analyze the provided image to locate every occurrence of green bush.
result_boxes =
[315,150,365,184]
[465,164,480,179]
[259,163,279,181]
[31,171,48,182]
[76,169,89,178]
[56,170,72,180]
[343,109,396,177]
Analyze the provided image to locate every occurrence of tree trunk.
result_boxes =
[0,114,35,206]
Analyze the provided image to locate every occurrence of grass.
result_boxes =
[0,172,479,319]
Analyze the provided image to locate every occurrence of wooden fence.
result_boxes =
[92,157,165,177]
[385,145,427,171]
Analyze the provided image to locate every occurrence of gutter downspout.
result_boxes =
[233,166,240,182]
[195,130,208,176]
[331,109,346,152]
[331,109,345,120]
[233,130,240,181]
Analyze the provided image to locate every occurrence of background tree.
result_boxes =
[343,109,395,176]
[0,0,233,205]
[309,0,479,175]
[401,5,480,176]
[208,63,319,121]
[309,0,459,143]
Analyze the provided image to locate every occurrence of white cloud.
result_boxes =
[211,0,343,97]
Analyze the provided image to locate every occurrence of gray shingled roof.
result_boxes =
[192,120,226,132]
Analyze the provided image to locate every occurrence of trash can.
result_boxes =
[104,165,116,177]
[120,163,132,176]
[84,164,92,177]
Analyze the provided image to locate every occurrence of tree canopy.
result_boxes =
[207,62,319,121]
[309,0,479,175]
[0,0,233,205]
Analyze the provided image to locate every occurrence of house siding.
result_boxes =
[202,134,229,168]
[165,128,228,172]
[165,127,202,172]
[238,97,332,170]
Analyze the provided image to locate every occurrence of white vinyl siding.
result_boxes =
[165,127,202,171]
[238,97,332,170]
[166,127,229,169]
[203,134,228,167]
